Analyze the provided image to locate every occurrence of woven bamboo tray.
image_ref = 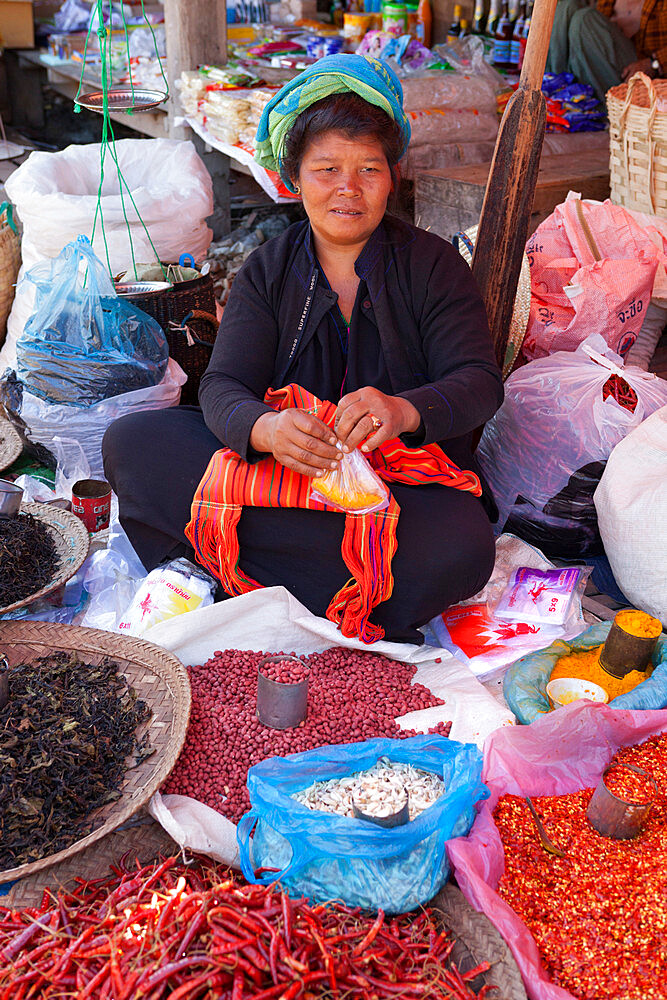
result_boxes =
[4,814,178,908]
[432,884,528,1000]
[607,72,667,217]
[0,418,22,472]
[0,502,90,615]
[0,621,191,884]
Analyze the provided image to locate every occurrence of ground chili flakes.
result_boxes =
[494,732,667,1000]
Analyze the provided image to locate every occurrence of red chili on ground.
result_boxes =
[0,857,494,1000]
[162,647,451,823]
[494,732,667,1000]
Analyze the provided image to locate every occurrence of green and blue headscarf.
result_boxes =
[254,54,411,193]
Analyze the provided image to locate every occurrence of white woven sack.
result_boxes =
[2,138,213,368]
[594,403,667,626]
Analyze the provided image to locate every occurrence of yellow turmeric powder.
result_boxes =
[550,646,649,700]
[614,609,662,639]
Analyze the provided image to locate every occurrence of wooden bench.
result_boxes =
[414,148,611,243]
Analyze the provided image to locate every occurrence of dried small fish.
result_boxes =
[293,758,446,821]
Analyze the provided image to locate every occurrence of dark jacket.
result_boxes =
[199,215,503,475]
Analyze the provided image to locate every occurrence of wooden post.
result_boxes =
[163,0,227,84]
[163,0,231,238]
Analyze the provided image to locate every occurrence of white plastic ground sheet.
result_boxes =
[147,586,514,863]
[148,585,515,748]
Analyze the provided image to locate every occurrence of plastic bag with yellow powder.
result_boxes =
[311,446,389,514]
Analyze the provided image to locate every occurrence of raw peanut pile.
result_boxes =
[0,856,492,999]
[163,647,451,823]
[494,732,667,1000]
[260,659,310,684]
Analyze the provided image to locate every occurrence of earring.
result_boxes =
[295,184,301,194]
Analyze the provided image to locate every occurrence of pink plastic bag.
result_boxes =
[447,703,667,1000]
[523,193,666,360]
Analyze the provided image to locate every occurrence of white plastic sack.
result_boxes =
[2,139,213,368]
[21,358,187,479]
[477,334,667,555]
[595,404,667,627]
[145,585,515,863]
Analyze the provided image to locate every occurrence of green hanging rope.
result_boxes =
[74,0,170,283]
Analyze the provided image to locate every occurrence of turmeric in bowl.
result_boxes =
[614,609,662,640]
[550,647,649,701]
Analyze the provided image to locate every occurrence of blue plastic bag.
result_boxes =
[17,236,168,407]
[237,735,488,913]
[503,621,667,724]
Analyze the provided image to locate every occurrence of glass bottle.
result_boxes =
[447,3,463,44]
[509,0,525,70]
[492,0,513,69]
[472,0,487,35]
[518,0,532,70]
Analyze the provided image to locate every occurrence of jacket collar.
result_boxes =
[302,218,391,283]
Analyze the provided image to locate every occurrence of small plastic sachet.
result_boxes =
[311,445,389,514]
[492,565,590,626]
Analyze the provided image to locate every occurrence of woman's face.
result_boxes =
[296,130,393,252]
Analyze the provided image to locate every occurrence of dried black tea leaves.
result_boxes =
[0,651,153,870]
[0,513,58,607]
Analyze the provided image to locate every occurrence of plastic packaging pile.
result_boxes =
[477,334,667,559]
[177,67,275,147]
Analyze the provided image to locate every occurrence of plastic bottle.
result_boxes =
[415,0,432,46]
[509,0,525,70]
[447,3,462,43]
[492,0,512,69]
[472,0,487,35]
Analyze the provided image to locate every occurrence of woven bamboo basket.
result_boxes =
[0,204,20,347]
[0,502,90,615]
[0,621,191,883]
[607,72,667,217]
[0,417,22,472]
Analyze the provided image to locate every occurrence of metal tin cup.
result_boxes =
[71,479,112,533]
[587,762,658,839]
[352,788,410,828]
[256,654,309,730]
[599,612,661,679]
[0,479,23,519]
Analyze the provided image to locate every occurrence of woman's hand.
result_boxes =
[334,387,421,453]
[250,410,342,477]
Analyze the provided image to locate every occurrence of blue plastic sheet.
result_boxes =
[17,236,168,407]
[503,622,667,724]
[237,735,488,913]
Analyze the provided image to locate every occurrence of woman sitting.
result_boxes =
[103,54,503,645]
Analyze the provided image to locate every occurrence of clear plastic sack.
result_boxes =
[117,558,217,637]
[311,446,389,514]
[491,565,590,626]
[237,734,488,913]
[16,236,168,407]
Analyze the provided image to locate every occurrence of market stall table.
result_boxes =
[415,147,612,243]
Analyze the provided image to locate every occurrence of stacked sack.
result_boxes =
[2,138,214,370]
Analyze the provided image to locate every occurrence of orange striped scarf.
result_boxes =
[186,385,481,643]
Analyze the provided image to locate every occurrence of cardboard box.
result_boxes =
[0,0,34,48]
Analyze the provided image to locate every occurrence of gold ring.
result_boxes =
[369,414,383,432]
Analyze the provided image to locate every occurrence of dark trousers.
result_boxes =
[103,407,496,644]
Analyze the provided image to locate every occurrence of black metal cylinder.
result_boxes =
[353,792,410,828]
[599,615,660,679]
[256,655,309,730]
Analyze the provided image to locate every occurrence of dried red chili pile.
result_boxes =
[163,647,451,822]
[0,855,492,1000]
[494,732,667,1000]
